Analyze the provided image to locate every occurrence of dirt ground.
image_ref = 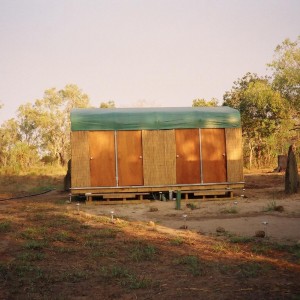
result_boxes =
[82,172,300,244]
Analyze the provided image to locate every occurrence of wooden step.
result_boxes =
[85,192,149,203]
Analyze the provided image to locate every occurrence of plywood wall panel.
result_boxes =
[201,129,227,183]
[89,131,116,187]
[175,129,201,184]
[117,131,143,186]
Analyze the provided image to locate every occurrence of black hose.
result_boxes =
[0,189,56,201]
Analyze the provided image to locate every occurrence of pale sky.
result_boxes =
[0,0,299,124]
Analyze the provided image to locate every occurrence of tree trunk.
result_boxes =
[64,159,71,191]
[285,144,299,194]
[248,141,254,169]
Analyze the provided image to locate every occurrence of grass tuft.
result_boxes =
[17,252,45,262]
[99,265,155,289]
[0,221,12,233]
[229,236,254,244]
[263,200,277,212]
[24,240,48,250]
[130,242,157,262]
[239,263,262,278]
[221,207,238,214]
[170,237,184,246]
[174,255,206,276]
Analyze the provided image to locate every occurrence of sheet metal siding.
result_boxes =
[71,107,241,131]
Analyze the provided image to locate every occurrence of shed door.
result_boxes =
[117,131,143,186]
[175,129,201,184]
[88,131,116,187]
[201,129,227,183]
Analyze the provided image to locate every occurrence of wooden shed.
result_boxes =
[70,107,244,202]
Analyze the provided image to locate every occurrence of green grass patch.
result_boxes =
[218,264,238,275]
[174,255,206,276]
[99,265,155,289]
[130,242,157,262]
[20,227,47,240]
[84,240,105,249]
[59,269,90,282]
[52,246,79,254]
[121,273,154,289]
[212,242,228,253]
[45,215,76,228]
[52,230,76,242]
[28,213,48,221]
[24,240,48,250]
[17,251,46,262]
[221,207,238,214]
[263,200,277,212]
[238,262,262,278]
[0,220,12,233]
[251,243,271,255]
[12,262,45,281]
[28,185,56,194]
[170,237,184,246]
[99,265,130,279]
[0,263,9,280]
[229,236,254,244]
[86,228,119,239]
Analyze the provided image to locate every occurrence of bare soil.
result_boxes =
[0,171,300,299]
[83,172,300,244]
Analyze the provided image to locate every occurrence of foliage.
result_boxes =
[0,119,21,169]
[0,37,299,173]
[17,84,90,166]
[268,36,300,115]
[100,100,116,108]
[192,98,218,107]
[223,73,288,168]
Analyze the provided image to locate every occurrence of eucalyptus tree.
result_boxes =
[223,73,288,168]
[192,98,218,107]
[100,100,116,108]
[18,84,90,166]
[0,118,38,173]
[268,36,300,116]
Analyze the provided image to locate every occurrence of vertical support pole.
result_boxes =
[199,128,203,183]
[175,190,181,210]
[114,131,119,186]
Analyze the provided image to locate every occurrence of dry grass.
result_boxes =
[0,173,300,299]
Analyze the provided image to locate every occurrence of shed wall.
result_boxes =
[71,131,91,188]
[225,128,244,182]
[142,130,176,185]
[71,127,244,190]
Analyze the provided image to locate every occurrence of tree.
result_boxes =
[223,73,288,168]
[0,118,21,168]
[268,37,300,115]
[17,84,90,166]
[100,100,115,108]
[192,98,218,107]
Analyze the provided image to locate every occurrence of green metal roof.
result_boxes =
[70,107,241,131]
